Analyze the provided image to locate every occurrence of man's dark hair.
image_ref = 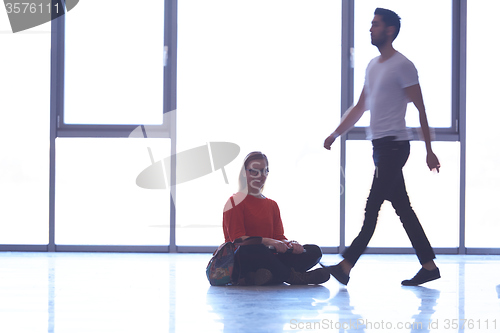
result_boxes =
[374,8,401,40]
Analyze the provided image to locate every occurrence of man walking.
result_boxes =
[323,8,441,286]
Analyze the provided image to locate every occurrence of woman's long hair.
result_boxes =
[224,151,268,213]
[237,151,269,193]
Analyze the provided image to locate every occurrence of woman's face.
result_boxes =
[245,158,269,195]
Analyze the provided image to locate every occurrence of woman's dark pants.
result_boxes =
[235,244,322,284]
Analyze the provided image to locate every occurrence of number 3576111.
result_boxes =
[5,2,60,14]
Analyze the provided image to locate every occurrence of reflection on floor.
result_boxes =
[0,253,499,332]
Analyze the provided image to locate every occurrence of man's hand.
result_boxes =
[323,90,366,151]
[324,133,337,150]
[427,152,441,173]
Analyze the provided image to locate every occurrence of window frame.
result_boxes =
[47,0,178,252]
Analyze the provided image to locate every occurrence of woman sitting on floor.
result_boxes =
[222,151,330,286]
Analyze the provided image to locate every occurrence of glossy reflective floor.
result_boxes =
[0,253,499,333]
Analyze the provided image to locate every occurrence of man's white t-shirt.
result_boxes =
[364,51,419,141]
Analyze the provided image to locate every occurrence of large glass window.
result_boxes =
[3,0,498,254]
[55,138,170,246]
[0,15,50,245]
[354,0,452,128]
[64,0,164,125]
[55,0,170,247]
[465,0,500,247]
[177,0,342,247]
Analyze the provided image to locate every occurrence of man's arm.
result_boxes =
[324,87,368,150]
[404,84,441,172]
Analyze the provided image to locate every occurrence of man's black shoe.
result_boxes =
[321,263,349,285]
[402,267,440,286]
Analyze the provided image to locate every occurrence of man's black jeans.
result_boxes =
[343,136,436,266]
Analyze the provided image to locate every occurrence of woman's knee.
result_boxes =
[303,244,322,260]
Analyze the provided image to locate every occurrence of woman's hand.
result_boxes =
[263,238,305,254]
[263,238,289,253]
[287,240,304,254]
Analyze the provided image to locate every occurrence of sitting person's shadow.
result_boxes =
[206,285,331,332]
[206,286,365,332]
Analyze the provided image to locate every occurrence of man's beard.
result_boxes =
[371,34,388,47]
